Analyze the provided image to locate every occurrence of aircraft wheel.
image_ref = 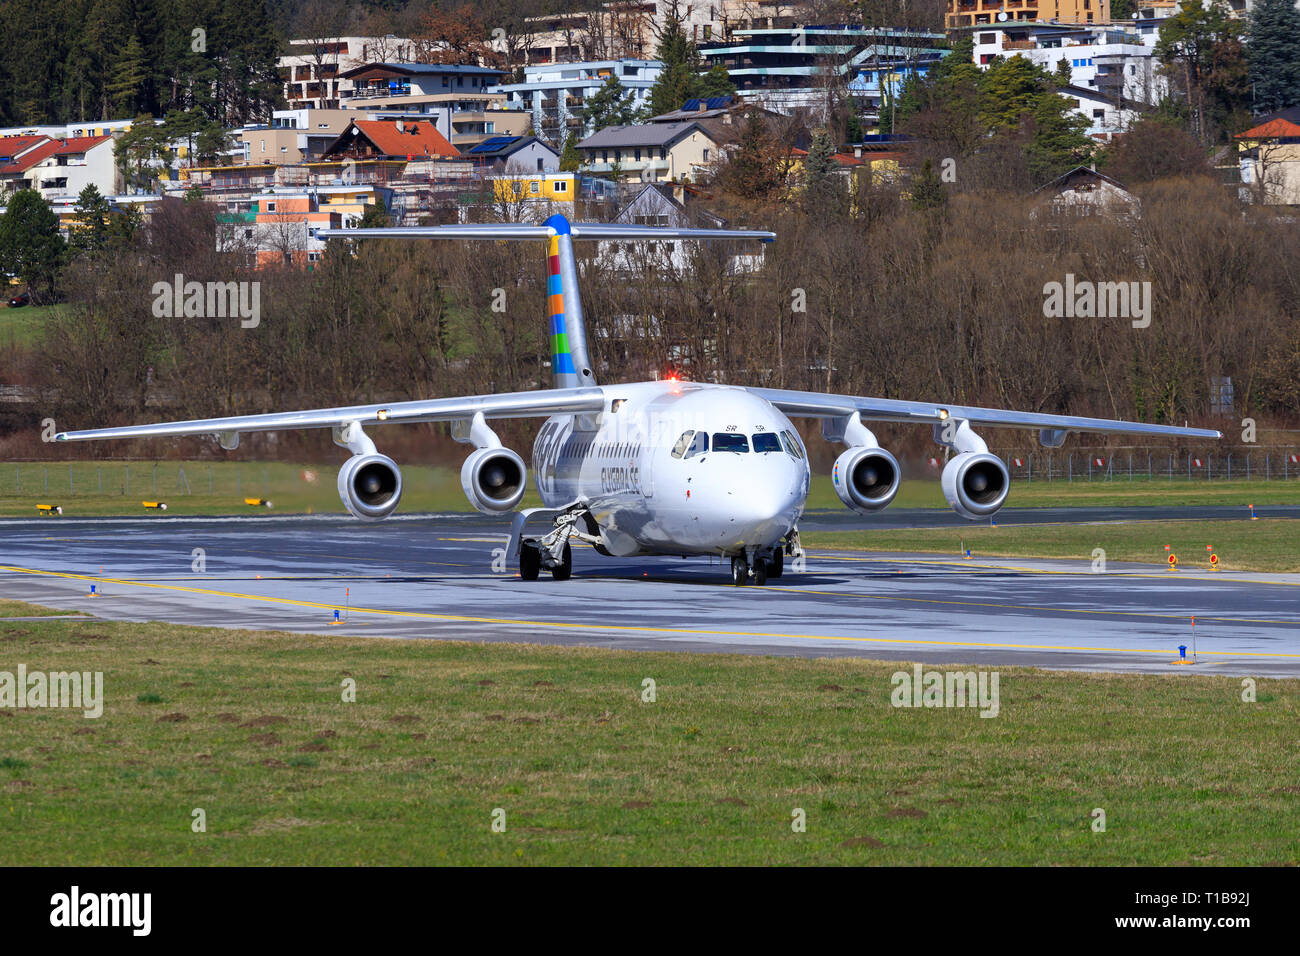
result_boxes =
[519,543,541,581]
[551,542,572,581]
[753,559,768,586]
[731,555,749,586]
[767,550,784,579]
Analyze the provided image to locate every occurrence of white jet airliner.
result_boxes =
[54,216,1221,585]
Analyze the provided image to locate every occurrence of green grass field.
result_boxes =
[3,460,1299,518]
[0,303,65,349]
[804,518,1300,573]
[0,459,546,517]
[1,601,1296,865]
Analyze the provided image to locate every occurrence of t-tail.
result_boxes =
[321,214,774,389]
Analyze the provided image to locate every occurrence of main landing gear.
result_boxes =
[515,507,595,582]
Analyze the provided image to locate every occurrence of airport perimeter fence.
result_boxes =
[981,448,1300,482]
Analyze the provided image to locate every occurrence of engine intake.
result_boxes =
[941,452,1009,520]
[832,446,901,514]
[338,454,402,520]
[461,447,528,514]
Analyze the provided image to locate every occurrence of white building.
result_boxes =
[279,35,416,109]
[964,12,1170,140]
[492,60,663,144]
[0,134,118,202]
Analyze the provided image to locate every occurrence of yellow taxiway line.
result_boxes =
[2,563,1299,660]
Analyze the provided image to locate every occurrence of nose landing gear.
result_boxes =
[731,555,749,586]
[732,546,781,586]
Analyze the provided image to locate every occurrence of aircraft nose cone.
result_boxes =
[721,458,804,545]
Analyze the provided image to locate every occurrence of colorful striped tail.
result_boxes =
[544,214,595,390]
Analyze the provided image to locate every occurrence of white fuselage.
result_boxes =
[529,381,810,557]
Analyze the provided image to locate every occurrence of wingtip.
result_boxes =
[53,433,68,442]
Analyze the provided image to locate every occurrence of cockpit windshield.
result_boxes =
[671,431,710,459]
[712,433,749,453]
[752,432,782,453]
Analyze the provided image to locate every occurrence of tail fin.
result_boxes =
[321,215,774,390]
[544,214,592,389]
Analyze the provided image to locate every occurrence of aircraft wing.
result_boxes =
[744,387,1223,441]
[53,387,607,443]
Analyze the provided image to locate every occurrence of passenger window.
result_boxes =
[712,433,749,453]
[685,431,708,458]
[671,431,694,458]
[752,433,782,453]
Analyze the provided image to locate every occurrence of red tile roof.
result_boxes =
[0,139,59,174]
[788,147,864,167]
[50,134,112,154]
[0,134,112,175]
[351,120,458,159]
[1236,117,1300,140]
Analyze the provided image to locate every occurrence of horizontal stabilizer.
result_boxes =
[319,224,774,243]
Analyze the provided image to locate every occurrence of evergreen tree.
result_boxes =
[582,75,636,132]
[107,205,144,249]
[0,189,66,301]
[359,202,390,228]
[559,132,583,172]
[909,158,948,210]
[70,184,111,256]
[697,64,736,100]
[107,34,148,117]
[646,6,707,117]
[1247,0,1300,113]
[802,129,846,213]
[116,115,169,190]
[1156,0,1249,142]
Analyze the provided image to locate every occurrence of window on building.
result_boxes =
[702,148,709,161]
[266,201,276,212]
[530,180,540,194]
[537,157,544,171]
[554,180,566,193]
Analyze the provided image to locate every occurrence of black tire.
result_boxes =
[519,544,540,581]
[753,559,768,586]
[731,555,748,586]
[551,542,572,581]
[768,549,784,579]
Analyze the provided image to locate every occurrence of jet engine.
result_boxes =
[461,446,528,514]
[338,453,403,520]
[941,452,1009,520]
[832,446,901,514]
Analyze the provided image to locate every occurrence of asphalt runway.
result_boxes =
[1,509,1297,677]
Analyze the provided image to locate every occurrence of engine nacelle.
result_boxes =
[338,454,403,521]
[461,446,528,514]
[941,452,1009,520]
[832,446,901,514]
